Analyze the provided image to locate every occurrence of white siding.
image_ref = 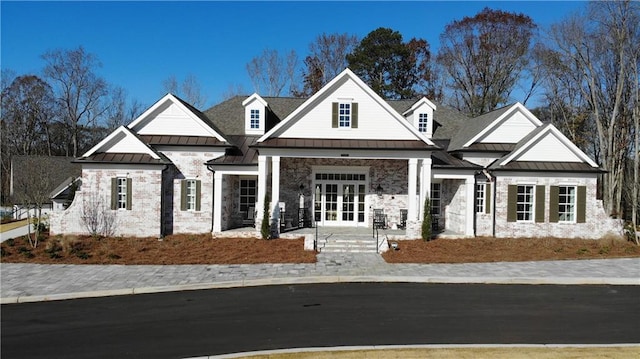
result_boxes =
[279,79,416,140]
[244,99,265,135]
[480,111,537,143]
[410,103,434,137]
[135,102,211,136]
[105,132,153,154]
[516,133,582,162]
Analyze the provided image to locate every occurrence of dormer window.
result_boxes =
[242,93,268,135]
[250,109,260,129]
[332,102,358,129]
[418,113,428,133]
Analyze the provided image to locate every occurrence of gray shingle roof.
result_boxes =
[447,104,515,151]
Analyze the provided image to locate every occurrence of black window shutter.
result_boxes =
[111,177,117,210]
[485,183,491,214]
[195,180,201,211]
[577,186,586,223]
[126,178,132,210]
[180,180,187,211]
[331,102,338,128]
[351,103,358,128]
[535,185,545,223]
[507,185,517,222]
[549,186,559,223]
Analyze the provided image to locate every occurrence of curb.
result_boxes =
[204,343,640,359]
[2,275,638,304]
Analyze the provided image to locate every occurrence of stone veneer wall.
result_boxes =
[494,174,623,239]
[441,179,466,233]
[50,166,163,237]
[278,157,412,230]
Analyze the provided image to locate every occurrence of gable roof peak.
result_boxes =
[242,93,268,107]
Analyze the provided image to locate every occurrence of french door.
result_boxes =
[314,174,366,226]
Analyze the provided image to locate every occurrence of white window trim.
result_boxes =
[185,179,197,211]
[338,102,351,128]
[418,113,428,133]
[516,184,535,223]
[558,185,577,223]
[116,177,128,210]
[476,182,485,213]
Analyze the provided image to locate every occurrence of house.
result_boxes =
[49,69,622,243]
[10,156,81,219]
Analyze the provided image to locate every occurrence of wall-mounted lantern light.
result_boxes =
[376,184,383,197]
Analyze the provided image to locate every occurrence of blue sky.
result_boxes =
[1,1,586,109]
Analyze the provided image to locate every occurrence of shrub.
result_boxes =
[261,194,271,240]
[421,197,432,241]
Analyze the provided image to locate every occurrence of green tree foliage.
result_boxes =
[437,7,536,116]
[347,27,434,100]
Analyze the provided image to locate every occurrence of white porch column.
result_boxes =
[213,172,223,232]
[419,157,432,218]
[465,175,475,236]
[271,156,281,233]
[257,155,268,220]
[408,158,418,220]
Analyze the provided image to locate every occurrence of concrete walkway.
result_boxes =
[2,254,639,304]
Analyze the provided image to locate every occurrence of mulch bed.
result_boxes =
[0,234,317,265]
[382,236,640,263]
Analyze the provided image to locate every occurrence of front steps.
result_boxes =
[316,235,381,253]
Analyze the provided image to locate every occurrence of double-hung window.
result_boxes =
[111,177,132,210]
[418,113,428,132]
[338,103,351,128]
[476,183,485,213]
[558,185,576,222]
[516,185,535,222]
[250,109,260,129]
[332,102,358,128]
[185,180,197,211]
[181,179,201,211]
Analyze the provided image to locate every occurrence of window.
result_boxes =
[332,102,358,128]
[116,178,128,209]
[476,183,485,213]
[250,109,260,129]
[185,180,197,211]
[418,113,428,132]
[181,179,201,211]
[111,177,131,210]
[431,183,441,217]
[516,185,535,221]
[339,103,351,128]
[239,179,256,214]
[558,186,576,222]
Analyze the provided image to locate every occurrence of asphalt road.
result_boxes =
[2,283,639,358]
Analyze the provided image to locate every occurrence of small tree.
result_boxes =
[422,197,432,241]
[260,194,270,240]
[80,193,117,238]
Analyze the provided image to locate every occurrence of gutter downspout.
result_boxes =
[160,164,168,238]
[481,169,496,238]
[206,164,215,233]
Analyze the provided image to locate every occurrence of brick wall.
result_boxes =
[493,174,623,239]
[50,166,163,237]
